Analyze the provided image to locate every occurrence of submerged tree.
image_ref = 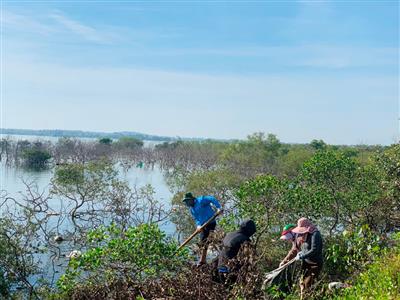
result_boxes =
[51,159,170,231]
[22,148,51,169]
[98,137,113,145]
[114,137,143,149]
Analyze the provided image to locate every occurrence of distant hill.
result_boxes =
[0,128,180,141]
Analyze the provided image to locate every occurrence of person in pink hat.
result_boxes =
[281,217,323,299]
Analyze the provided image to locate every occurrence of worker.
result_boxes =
[279,223,297,267]
[216,219,256,280]
[280,218,323,299]
[182,192,223,266]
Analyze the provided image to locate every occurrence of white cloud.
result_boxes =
[2,10,55,35]
[3,8,397,70]
[2,5,398,144]
[49,13,110,43]
[3,9,118,44]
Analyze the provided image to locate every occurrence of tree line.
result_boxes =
[0,132,398,299]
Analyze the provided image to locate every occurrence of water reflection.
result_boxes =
[0,161,175,285]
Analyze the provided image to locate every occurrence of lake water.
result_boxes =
[0,136,178,285]
[0,162,175,233]
[0,134,162,147]
[0,135,169,210]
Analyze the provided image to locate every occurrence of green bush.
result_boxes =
[324,225,386,277]
[333,234,400,300]
[57,223,188,294]
[98,137,113,145]
[22,148,51,169]
[235,174,290,228]
[114,137,143,149]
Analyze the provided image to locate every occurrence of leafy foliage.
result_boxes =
[324,225,386,277]
[114,137,144,149]
[220,133,284,176]
[98,137,113,145]
[0,217,41,299]
[236,174,289,228]
[2,133,399,299]
[53,159,117,197]
[333,233,400,300]
[293,150,383,233]
[373,144,400,230]
[310,139,327,150]
[22,148,51,169]
[57,223,188,294]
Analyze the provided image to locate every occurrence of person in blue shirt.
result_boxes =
[182,192,223,266]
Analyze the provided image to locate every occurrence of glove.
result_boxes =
[218,265,229,274]
[295,252,303,261]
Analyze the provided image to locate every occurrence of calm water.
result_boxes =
[0,136,169,213]
[0,134,162,147]
[0,160,176,285]
[0,163,174,232]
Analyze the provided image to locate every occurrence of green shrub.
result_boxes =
[98,137,112,145]
[57,223,188,294]
[114,137,143,149]
[324,225,386,277]
[22,148,51,169]
[333,234,400,300]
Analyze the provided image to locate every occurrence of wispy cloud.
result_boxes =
[3,9,118,44]
[49,13,111,44]
[2,3,398,144]
[2,10,55,35]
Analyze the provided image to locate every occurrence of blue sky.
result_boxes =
[1,0,399,144]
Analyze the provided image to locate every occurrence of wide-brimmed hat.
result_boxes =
[182,192,195,202]
[291,217,317,234]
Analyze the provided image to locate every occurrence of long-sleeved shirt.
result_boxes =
[300,230,323,265]
[218,219,256,269]
[190,195,221,226]
[281,230,323,266]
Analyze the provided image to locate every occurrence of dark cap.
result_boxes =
[182,192,195,202]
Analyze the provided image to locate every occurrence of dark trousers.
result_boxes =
[300,262,322,296]
[199,221,216,246]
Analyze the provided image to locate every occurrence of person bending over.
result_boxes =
[182,192,223,266]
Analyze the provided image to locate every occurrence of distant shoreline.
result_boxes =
[0,128,179,142]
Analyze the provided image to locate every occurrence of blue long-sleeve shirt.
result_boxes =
[190,195,221,226]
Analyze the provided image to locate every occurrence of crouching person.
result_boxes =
[213,219,256,283]
[281,218,323,299]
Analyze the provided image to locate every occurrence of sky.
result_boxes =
[1,0,399,144]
